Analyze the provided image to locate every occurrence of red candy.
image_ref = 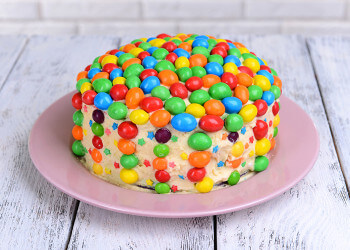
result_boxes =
[211,46,227,58]
[216,42,230,51]
[155,170,171,182]
[72,92,82,109]
[169,82,188,99]
[253,120,268,140]
[118,121,138,139]
[134,41,142,47]
[109,49,119,55]
[199,115,224,132]
[260,65,271,73]
[140,97,163,113]
[185,76,203,92]
[85,64,91,71]
[140,69,158,81]
[254,99,268,116]
[92,136,103,149]
[221,72,238,89]
[272,101,279,116]
[238,66,254,78]
[82,90,97,105]
[187,168,206,182]
[165,52,178,64]
[110,84,128,101]
[102,63,118,74]
[138,51,151,61]
[157,33,171,39]
[161,41,177,52]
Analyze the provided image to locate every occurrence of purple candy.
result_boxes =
[155,128,171,143]
[92,109,105,124]
[228,132,239,143]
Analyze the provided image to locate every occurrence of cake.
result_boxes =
[71,33,281,194]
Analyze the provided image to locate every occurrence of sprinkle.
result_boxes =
[104,148,111,155]
[212,145,219,153]
[114,140,118,147]
[138,138,146,146]
[178,175,185,180]
[249,150,255,157]
[217,161,225,167]
[83,105,88,113]
[269,120,273,127]
[105,128,111,136]
[242,161,246,167]
[105,167,111,175]
[249,136,254,143]
[171,185,178,192]
[146,179,153,186]
[264,118,267,122]
[144,159,151,167]
[180,152,188,160]
[222,133,228,140]
[147,131,155,140]
[241,127,246,135]
[169,162,176,168]
[88,148,92,154]
[112,123,118,130]
[83,129,87,136]
[171,135,178,142]
[114,162,120,168]
[89,120,93,127]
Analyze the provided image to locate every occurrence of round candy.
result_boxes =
[113,76,127,86]
[205,62,224,77]
[171,113,197,132]
[228,132,239,143]
[273,114,280,127]
[209,82,232,100]
[192,38,209,49]
[188,151,211,168]
[165,52,178,64]
[142,56,158,69]
[92,136,103,149]
[254,75,271,91]
[272,101,279,116]
[150,110,171,127]
[191,66,207,78]
[73,110,83,126]
[152,48,169,60]
[92,109,105,123]
[169,82,188,99]
[208,54,224,65]
[253,120,268,140]
[88,68,101,79]
[130,109,149,125]
[274,127,278,137]
[125,87,145,109]
[72,140,86,156]
[254,156,269,172]
[211,47,227,59]
[162,41,177,52]
[158,69,178,86]
[257,70,274,84]
[120,154,139,169]
[173,48,191,58]
[175,56,190,69]
[225,114,244,132]
[120,168,138,184]
[82,90,97,105]
[118,121,138,139]
[176,67,192,82]
[125,76,141,89]
[227,171,240,186]
[189,90,210,105]
[233,85,249,104]
[72,92,82,109]
[155,170,171,183]
[255,138,271,156]
[155,128,171,143]
[222,97,242,114]
[189,54,207,67]
[140,97,163,113]
[91,122,104,136]
[254,99,268,116]
[204,99,225,116]
[164,97,186,115]
[110,68,123,81]
[239,104,257,123]
[140,68,158,81]
[140,75,160,94]
[187,168,206,182]
[152,157,168,170]
[155,183,170,194]
[186,103,206,118]
[76,78,90,92]
[72,125,83,140]
[123,64,144,78]
[118,139,136,155]
[92,78,112,93]
[262,91,275,106]
[188,133,212,151]
[248,85,263,101]
[232,141,244,157]
[270,85,281,99]
[195,177,214,193]
[151,86,171,100]
[91,149,102,163]
[237,73,253,87]
[221,72,238,89]
[185,76,203,92]
[192,46,210,58]
[243,58,260,73]
[118,53,135,67]
[199,115,224,132]
[109,85,127,101]
[94,92,113,110]
[155,60,176,72]
[153,144,170,158]
[108,102,128,120]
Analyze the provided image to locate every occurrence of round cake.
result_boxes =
[71,33,282,194]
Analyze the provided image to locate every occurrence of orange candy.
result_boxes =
[270,138,276,150]
[227,158,242,168]
[91,149,102,163]
[150,110,171,127]
[123,44,136,53]
[153,157,167,170]
[234,85,249,104]
[273,76,282,90]
[72,125,83,140]
[158,70,179,86]
[202,74,221,88]
[77,71,88,81]
[122,58,141,71]
[204,99,225,116]
[125,87,144,109]
[237,73,253,87]
[91,72,109,83]
[189,54,207,67]
[188,151,212,168]
[233,42,245,48]
[178,42,192,52]
[118,139,136,155]
[98,54,108,63]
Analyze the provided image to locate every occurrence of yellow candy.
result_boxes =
[149,38,166,47]
[93,163,103,175]
[175,56,190,69]
[80,82,93,93]
[216,39,227,43]
[187,39,194,46]
[223,62,238,74]
[176,33,186,37]
[119,45,124,51]
[196,177,214,193]
[130,109,149,125]
[254,75,271,91]
[186,103,206,118]
[170,37,182,41]
[232,141,244,157]
[120,168,138,184]
[239,47,250,54]
[140,38,147,42]
[255,138,271,156]
[239,104,257,123]
[113,77,126,85]
[129,48,144,57]
[243,58,260,73]
[101,55,118,67]
[273,114,280,127]
[262,59,268,66]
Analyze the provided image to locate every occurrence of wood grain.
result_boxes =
[307,36,350,188]
[216,35,350,249]
[0,35,118,249]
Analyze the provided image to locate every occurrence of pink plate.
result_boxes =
[29,92,319,218]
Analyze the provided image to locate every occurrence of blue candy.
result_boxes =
[205,62,224,77]
[173,48,190,58]
[142,56,158,69]
[227,42,237,49]
[171,113,197,132]
[147,37,156,42]
[140,76,160,94]
[257,70,274,84]
[109,68,123,81]
[115,51,125,57]
[222,97,242,113]
[147,47,158,55]
[257,57,265,66]
[195,35,209,40]
[192,38,209,49]
[224,55,241,67]
[87,68,101,79]
[262,91,275,106]
[94,92,113,110]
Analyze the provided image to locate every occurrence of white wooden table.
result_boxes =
[0,35,349,249]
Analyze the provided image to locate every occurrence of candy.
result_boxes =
[274,127,278,137]
[192,46,210,58]
[225,114,244,132]
[232,141,244,157]
[191,66,207,78]
[140,76,160,94]
[262,91,275,106]
[243,58,260,73]
[117,53,135,67]
[109,84,128,101]
[223,62,238,75]
[82,90,97,105]
[155,128,172,143]
[204,99,225,116]
[254,99,268,116]
[176,67,192,82]
[188,151,211,168]
[228,48,241,58]
[155,170,171,183]
[187,168,206,182]
[120,154,139,169]
[120,168,138,184]
[73,110,83,126]
[142,56,158,69]
[192,38,209,49]
[91,122,104,136]
[158,69,178,86]
[76,78,90,92]
[72,140,86,156]
[72,92,82,109]
[151,86,171,100]
[195,177,214,193]
[199,115,224,132]
[253,120,268,140]
[188,133,212,151]
[155,183,170,194]
[273,114,280,127]
[92,109,105,123]
[189,89,210,105]
[165,52,178,64]
[77,72,88,82]
[228,132,239,143]
[92,136,103,149]
[118,121,138,139]
[155,60,175,72]
[130,109,149,125]
[257,70,274,84]
[92,163,103,175]
[153,144,170,158]
[224,55,241,67]
[88,68,101,79]
[173,48,191,58]
[222,97,242,114]
[208,82,231,100]
[202,74,221,88]
[152,48,169,60]
[113,76,127,86]
[186,103,206,118]
[140,68,158,81]
[139,97,163,113]
[123,63,144,78]
[171,113,197,132]
[175,56,190,69]
[91,149,102,163]
[239,104,258,123]
[254,75,271,91]
[227,170,240,185]
[208,54,224,65]
[185,76,203,92]
[152,157,168,170]
[205,62,224,77]
[125,87,145,109]
[162,41,177,52]
[248,85,263,101]
[94,92,113,110]
[72,125,83,140]
[211,47,227,58]
[164,97,186,115]
[91,72,109,83]
[80,82,93,94]
[233,85,249,104]
[270,85,281,99]
[108,102,128,120]
[237,73,253,87]
[255,138,271,156]
[169,83,188,99]
[109,68,123,81]
[118,139,136,155]
[189,54,207,67]
[150,110,171,127]
[254,156,269,172]
[221,72,238,89]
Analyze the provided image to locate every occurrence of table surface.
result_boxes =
[0,34,349,249]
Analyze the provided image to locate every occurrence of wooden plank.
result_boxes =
[0,35,118,249]
[216,35,350,249]
[307,36,350,187]
[0,35,26,89]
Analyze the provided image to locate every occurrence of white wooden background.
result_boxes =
[0,35,349,249]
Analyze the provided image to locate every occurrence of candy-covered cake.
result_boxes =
[71,33,281,194]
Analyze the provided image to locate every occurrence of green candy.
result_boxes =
[188,133,212,151]
[93,56,100,63]
[189,89,210,105]
[225,114,243,132]
[125,75,141,89]
[152,48,169,60]
[131,39,143,44]
[172,39,182,46]
[108,102,127,120]
[72,140,86,156]
[242,53,257,60]
[184,37,194,42]
[117,53,135,67]
[227,170,240,186]
[208,54,224,66]
[155,60,175,72]
[254,156,269,172]
[207,38,217,48]
[164,97,186,115]
[155,183,170,194]
[163,37,171,41]
[209,82,232,100]
[90,62,101,69]
[138,42,152,51]
[190,34,199,38]
[270,68,278,76]
[151,86,171,101]
[273,127,278,137]
[92,78,112,93]
[242,161,246,167]
[120,154,139,169]
[153,144,170,158]
[91,122,104,136]
[270,85,281,99]
[248,85,263,101]
[76,78,90,92]
[123,64,144,78]
[73,110,83,126]
[191,66,206,78]
[192,46,210,58]
[176,67,192,82]
[228,48,241,58]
